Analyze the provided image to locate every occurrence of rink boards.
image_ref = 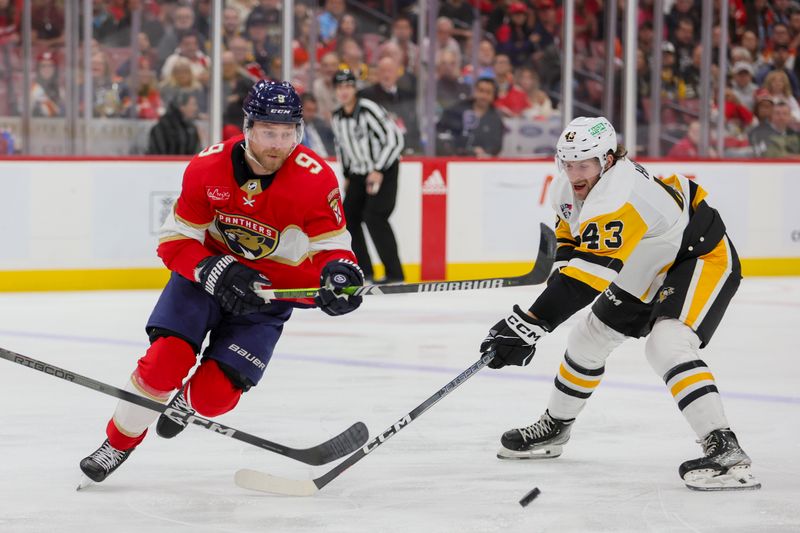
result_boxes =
[0,157,798,290]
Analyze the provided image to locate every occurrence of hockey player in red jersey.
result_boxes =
[79,80,364,486]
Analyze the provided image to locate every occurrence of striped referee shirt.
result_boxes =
[331,97,404,175]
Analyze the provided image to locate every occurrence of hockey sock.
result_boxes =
[186,359,242,417]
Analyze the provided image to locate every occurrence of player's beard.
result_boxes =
[248,145,292,174]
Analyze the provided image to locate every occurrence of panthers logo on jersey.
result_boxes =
[215,212,280,260]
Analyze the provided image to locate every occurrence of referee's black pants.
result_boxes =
[343,160,404,281]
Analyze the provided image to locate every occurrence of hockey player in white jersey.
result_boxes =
[480,116,760,491]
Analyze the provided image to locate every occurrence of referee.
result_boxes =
[331,68,405,283]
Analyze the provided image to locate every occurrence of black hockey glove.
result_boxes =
[196,255,271,315]
[315,259,365,316]
[481,305,550,369]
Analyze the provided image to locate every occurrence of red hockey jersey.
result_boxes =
[157,136,355,301]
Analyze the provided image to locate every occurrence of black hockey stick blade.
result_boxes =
[234,352,496,496]
[256,223,557,300]
[0,347,368,466]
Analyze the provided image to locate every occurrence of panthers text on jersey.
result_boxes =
[157,135,355,302]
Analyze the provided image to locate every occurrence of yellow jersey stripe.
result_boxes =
[684,239,729,327]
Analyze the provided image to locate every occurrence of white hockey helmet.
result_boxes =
[556,116,618,177]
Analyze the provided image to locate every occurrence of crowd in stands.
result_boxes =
[1,0,800,158]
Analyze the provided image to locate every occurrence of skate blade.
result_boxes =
[76,475,95,491]
[497,445,563,460]
[684,465,762,491]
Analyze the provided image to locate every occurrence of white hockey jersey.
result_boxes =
[549,158,695,303]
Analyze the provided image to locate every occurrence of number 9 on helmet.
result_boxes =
[242,80,305,147]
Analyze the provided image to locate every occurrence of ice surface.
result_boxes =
[1,278,798,532]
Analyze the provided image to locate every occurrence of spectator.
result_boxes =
[750,100,800,157]
[769,22,793,53]
[338,37,369,89]
[375,41,417,94]
[739,30,765,68]
[721,87,755,135]
[761,69,800,123]
[313,51,340,121]
[147,90,201,155]
[439,0,475,42]
[0,0,20,46]
[638,20,655,57]
[667,120,717,158]
[435,49,471,114]
[87,50,123,118]
[496,2,535,67]
[155,4,196,70]
[756,44,799,96]
[335,13,360,48]
[462,37,496,84]
[318,0,346,44]
[228,35,266,81]
[221,50,250,119]
[31,0,64,47]
[772,0,792,26]
[789,10,800,51]
[731,61,758,110]
[246,0,281,52]
[386,16,419,74]
[30,51,64,117]
[436,77,505,157]
[160,31,210,86]
[530,0,558,54]
[222,6,242,48]
[752,90,775,124]
[493,53,530,117]
[116,32,158,79]
[674,16,697,76]
[682,44,704,99]
[119,56,163,119]
[517,66,553,120]
[435,17,463,69]
[744,0,774,45]
[94,0,135,47]
[667,0,700,42]
[300,93,335,156]
[359,55,421,153]
[661,41,687,100]
[159,56,207,115]
[245,10,278,79]
[193,0,211,44]
[730,45,753,64]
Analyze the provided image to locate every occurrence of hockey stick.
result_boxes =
[234,224,557,495]
[0,347,368,466]
[235,353,496,496]
[256,222,557,300]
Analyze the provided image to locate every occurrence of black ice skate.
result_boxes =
[78,439,135,488]
[497,410,575,460]
[680,428,761,491]
[156,388,195,439]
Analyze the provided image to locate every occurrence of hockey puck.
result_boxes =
[519,487,541,507]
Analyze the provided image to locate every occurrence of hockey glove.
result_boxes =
[315,259,365,316]
[481,305,550,369]
[196,255,271,315]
